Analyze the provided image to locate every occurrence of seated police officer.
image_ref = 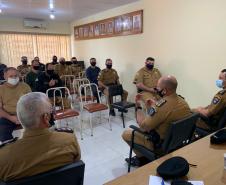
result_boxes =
[17,56,31,80]
[36,63,70,109]
[0,67,31,142]
[98,58,128,116]
[86,58,101,102]
[193,69,226,130]
[122,75,191,166]
[0,92,81,181]
[134,57,161,109]
[34,56,45,71]
[25,59,41,91]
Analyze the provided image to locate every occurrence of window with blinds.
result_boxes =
[0,33,71,67]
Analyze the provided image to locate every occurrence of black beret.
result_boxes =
[210,129,226,144]
[157,156,189,180]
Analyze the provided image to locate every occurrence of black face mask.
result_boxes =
[33,66,40,70]
[91,62,96,66]
[66,62,72,65]
[146,64,154,70]
[53,58,57,62]
[60,61,65,65]
[47,70,54,76]
[72,61,78,64]
[106,64,112,69]
[49,113,55,127]
[22,60,28,65]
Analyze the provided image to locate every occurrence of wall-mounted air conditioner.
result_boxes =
[23,19,48,29]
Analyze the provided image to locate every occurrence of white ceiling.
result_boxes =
[0,0,139,22]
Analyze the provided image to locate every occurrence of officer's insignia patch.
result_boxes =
[212,97,220,105]
[148,107,156,116]
[155,99,166,107]
[219,90,226,95]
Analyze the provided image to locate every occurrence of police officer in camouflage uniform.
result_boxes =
[17,56,31,80]
[54,57,72,78]
[71,57,82,78]
[194,69,226,130]
[122,75,191,166]
[98,58,128,116]
[134,57,161,108]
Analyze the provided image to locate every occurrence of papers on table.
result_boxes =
[149,176,204,185]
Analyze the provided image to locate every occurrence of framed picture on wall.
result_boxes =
[74,10,143,40]
[133,14,142,31]
[89,25,94,37]
[114,17,122,33]
[122,15,132,31]
[94,24,100,36]
[106,20,114,34]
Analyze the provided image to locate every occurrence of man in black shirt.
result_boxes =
[86,58,101,102]
[0,62,7,81]
[36,63,70,109]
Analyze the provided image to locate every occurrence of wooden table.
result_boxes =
[104,135,226,185]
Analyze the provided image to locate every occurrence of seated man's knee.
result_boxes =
[122,129,132,142]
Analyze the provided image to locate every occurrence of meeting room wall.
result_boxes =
[0,17,70,34]
[71,0,226,108]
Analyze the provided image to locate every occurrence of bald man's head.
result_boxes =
[156,75,178,97]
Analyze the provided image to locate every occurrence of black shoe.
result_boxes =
[109,109,116,116]
[125,156,149,167]
[125,156,141,167]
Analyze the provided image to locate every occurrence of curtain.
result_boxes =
[0,33,71,67]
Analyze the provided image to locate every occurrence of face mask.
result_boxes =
[60,61,65,65]
[22,60,28,65]
[7,77,19,86]
[91,62,96,66]
[216,79,224,88]
[156,88,165,97]
[72,61,78,64]
[146,64,154,70]
[47,70,54,76]
[53,58,57,62]
[49,113,55,127]
[106,64,112,69]
[33,66,40,70]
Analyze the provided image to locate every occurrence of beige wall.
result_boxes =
[0,17,70,34]
[71,0,226,108]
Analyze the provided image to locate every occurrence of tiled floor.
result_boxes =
[13,109,138,185]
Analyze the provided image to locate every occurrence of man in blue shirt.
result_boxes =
[86,58,101,102]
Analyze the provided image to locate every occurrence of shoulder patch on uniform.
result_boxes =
[218,89,226,95]
[155,99,167,107]
[148,107,156,116]
[212,97,220,105]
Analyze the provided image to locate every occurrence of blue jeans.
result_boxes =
[0,118,16,142]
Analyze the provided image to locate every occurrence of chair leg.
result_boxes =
[89,113,93,136]
[122,112,125,128]
[79,116,83,140]
[108,110,112,131]
[128,130,135,173]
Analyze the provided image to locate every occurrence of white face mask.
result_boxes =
[7,77,19,86]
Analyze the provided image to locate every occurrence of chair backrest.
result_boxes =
[162,113,199,153]
[108,84,123,97]
[61,75,76,89]
[73,78,90,94]
[46,87,72,111]
[79,83,102,104]
[0,160,85,185]
[217,107,226,129]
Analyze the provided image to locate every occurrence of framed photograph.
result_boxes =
[74,28,79,38]
[122,15,132,31]
[94,24,100,36]
[89,25,94,37]
[74,10,143,40]
[83,26,89,37]
[78,27,83,38]
[114,17,122,33]
[133,14,142,31]
[100,23,106,35]
[106,21,114,34]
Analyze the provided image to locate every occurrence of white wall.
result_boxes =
[0,17,70,34]
[71,0,226,108]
